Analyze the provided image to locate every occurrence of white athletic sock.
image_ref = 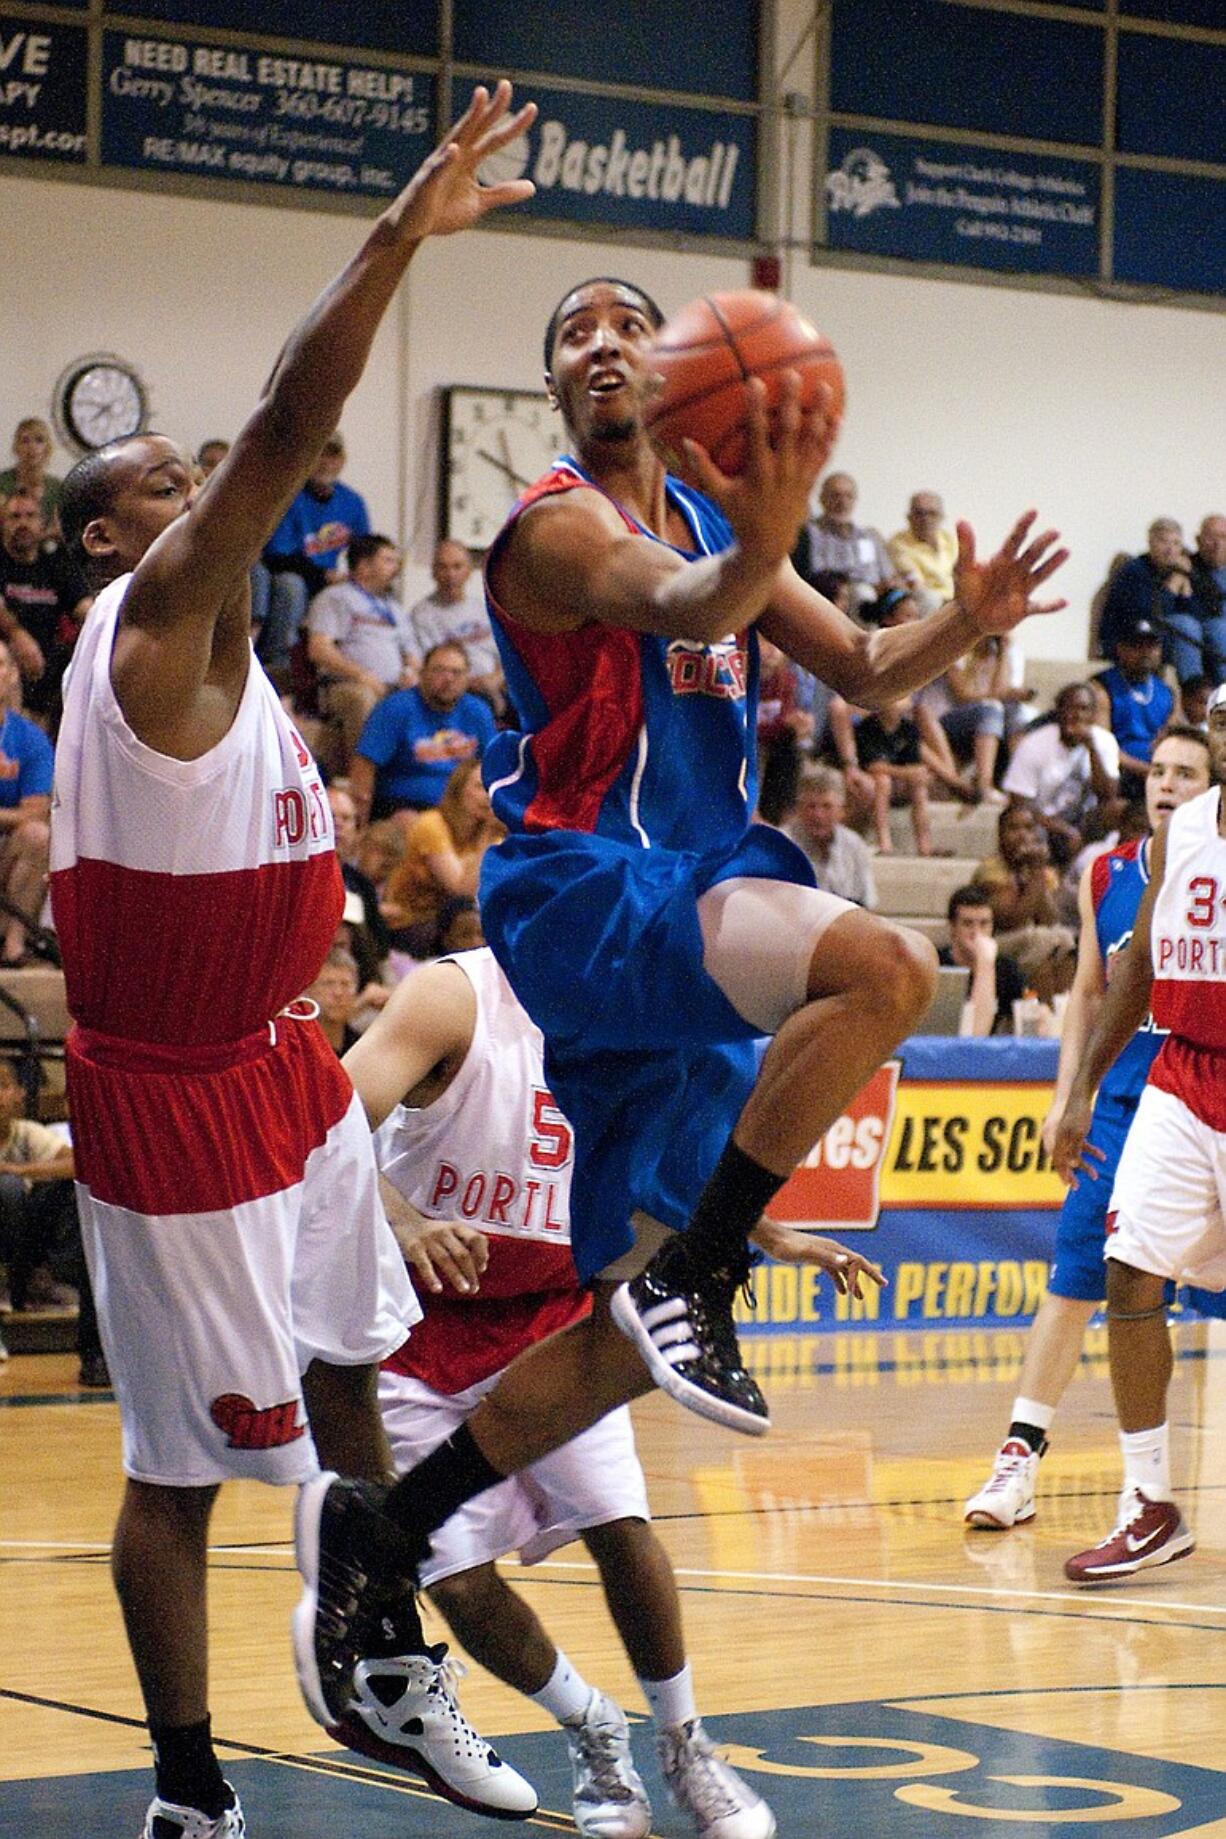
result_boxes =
[1120,1424,1172,1503]
[1011,1396,1056,1436]
[532,1650,594,1725]
[641,1663,697,1731]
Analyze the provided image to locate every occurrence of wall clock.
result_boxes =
[52,353,150,455]
[440,386,564,551]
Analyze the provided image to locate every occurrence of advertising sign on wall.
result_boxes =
[101,30,436,199]
[0,16,87,165]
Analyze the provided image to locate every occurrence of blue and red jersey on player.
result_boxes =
[477,458,815,1277]
[1093,837,1161,1102]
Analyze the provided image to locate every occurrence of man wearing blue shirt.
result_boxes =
[351,640,496,818]
[0,637,53,965]
[1093,617,1174,796]
[258,433,371,670]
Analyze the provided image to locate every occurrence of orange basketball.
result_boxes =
[644,289,844,477]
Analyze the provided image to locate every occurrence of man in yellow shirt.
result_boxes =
[889,491,958,613]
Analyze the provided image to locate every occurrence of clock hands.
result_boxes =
[475,431,531,492]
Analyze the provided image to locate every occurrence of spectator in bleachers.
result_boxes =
[793,472,897,609]
[960,633,1033,743]
[1002,682,1120,868]
[1190,513,1226,646]
[1098,517,1222,686]
[0,1054,75,1308]
[1180,673,1211,730]
[378,757,503,958]
[436,893,485,954]
[0,417,63,529]
[350,639,497,825]
[411,540,505,714]
[854,695,933,856]
[1091,616,1174,797]
[887,489,957,613]
[259,431,370,670]
[785,764,877,907]
[307,534,418,773]
[308,946,363,1057]
[974,803,1077,1001]
[939,886,1027,1037]
[327,782,391,1005]
[0,491,92,708]
[195,438,230,481]
[0,637,53,966]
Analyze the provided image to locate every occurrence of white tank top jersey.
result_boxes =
[50,574,343,1047]
[375,946,575,1252]
[1149,785,1226,1051]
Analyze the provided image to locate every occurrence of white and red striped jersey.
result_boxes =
[378,947,588,1394]
[1149,785,1226,1128]
[50,576,342,1046]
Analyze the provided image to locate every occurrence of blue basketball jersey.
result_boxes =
[1094,837,1162,1101]
[483,458,758,858]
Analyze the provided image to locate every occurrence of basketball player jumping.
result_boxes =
[1053,686,1226,1580]
[299,281,1070,1634]
[52,86,537,1839]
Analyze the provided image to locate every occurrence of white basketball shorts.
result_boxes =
[1106,1082,1226,1291]
[378,1365,650,1587]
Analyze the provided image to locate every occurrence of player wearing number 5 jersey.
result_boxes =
[344,948,777,1839]
[1054,686,1226,1581]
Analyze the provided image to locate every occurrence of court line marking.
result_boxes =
[4,1541,1225,1621]
[0,1686,591,1835]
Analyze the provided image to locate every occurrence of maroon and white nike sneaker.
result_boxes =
[1064,1488,1194,1583]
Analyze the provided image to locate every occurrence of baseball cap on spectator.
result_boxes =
[864,585,915,626]
[1119,617,1161,643]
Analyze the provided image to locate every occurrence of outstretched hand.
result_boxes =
[954,511,1069,636]
[751,1218,887,1298]
[392,82,537,244]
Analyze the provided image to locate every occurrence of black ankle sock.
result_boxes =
[1008,1420,1049,1456]
[682,1140,786,1270]
[383,1421,507,1544]
[149,1716,230,1818]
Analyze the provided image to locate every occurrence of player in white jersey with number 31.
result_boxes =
[1054,684,1226,1581]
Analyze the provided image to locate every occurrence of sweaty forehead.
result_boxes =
[557,283,651,330]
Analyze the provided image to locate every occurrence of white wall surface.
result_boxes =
[2,111,1223,657]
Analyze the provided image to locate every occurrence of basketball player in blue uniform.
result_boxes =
[328,279,1068,1613]
[966,723,1221,1530]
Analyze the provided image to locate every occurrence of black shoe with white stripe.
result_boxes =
[611,1236,769,1436]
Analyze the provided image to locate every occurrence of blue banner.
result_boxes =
[453,0,758,102]
[114,1,438,57]
[1114,167,1226,296]
[472,83,756,241]
[824,129,1100,279]
[101,30,435,200]
[1117,32,1226,165]
[830,0,1103,147]
[0,16,87,163]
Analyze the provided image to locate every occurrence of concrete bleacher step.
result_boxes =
[0,965,68,1045]
[2,1307,77,1354]
[892,914,948,946]
[872,854,981,919]
[888,802,999,858]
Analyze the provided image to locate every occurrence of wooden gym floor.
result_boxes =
[3,1318,1225,1837]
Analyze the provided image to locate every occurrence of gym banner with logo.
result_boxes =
[824,129,1100,280]
[739,1038,1066,1335]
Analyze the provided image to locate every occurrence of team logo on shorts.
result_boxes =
[209,1392,306,1450]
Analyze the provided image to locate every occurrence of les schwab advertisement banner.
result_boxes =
[738,1038,1065,1334]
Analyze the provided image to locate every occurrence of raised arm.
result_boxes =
[760,513,1069,710]
[114,85,536,743]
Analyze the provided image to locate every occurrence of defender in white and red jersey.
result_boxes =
[51,85,538,1839]
[344,947,779,1839]
[1054,685,1226,1582]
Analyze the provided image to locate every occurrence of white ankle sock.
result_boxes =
[532,1650,593,1725]
[1120,1424,1172,1503]
[640,1663,696,1731]
[1011,1396,1055,1437]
